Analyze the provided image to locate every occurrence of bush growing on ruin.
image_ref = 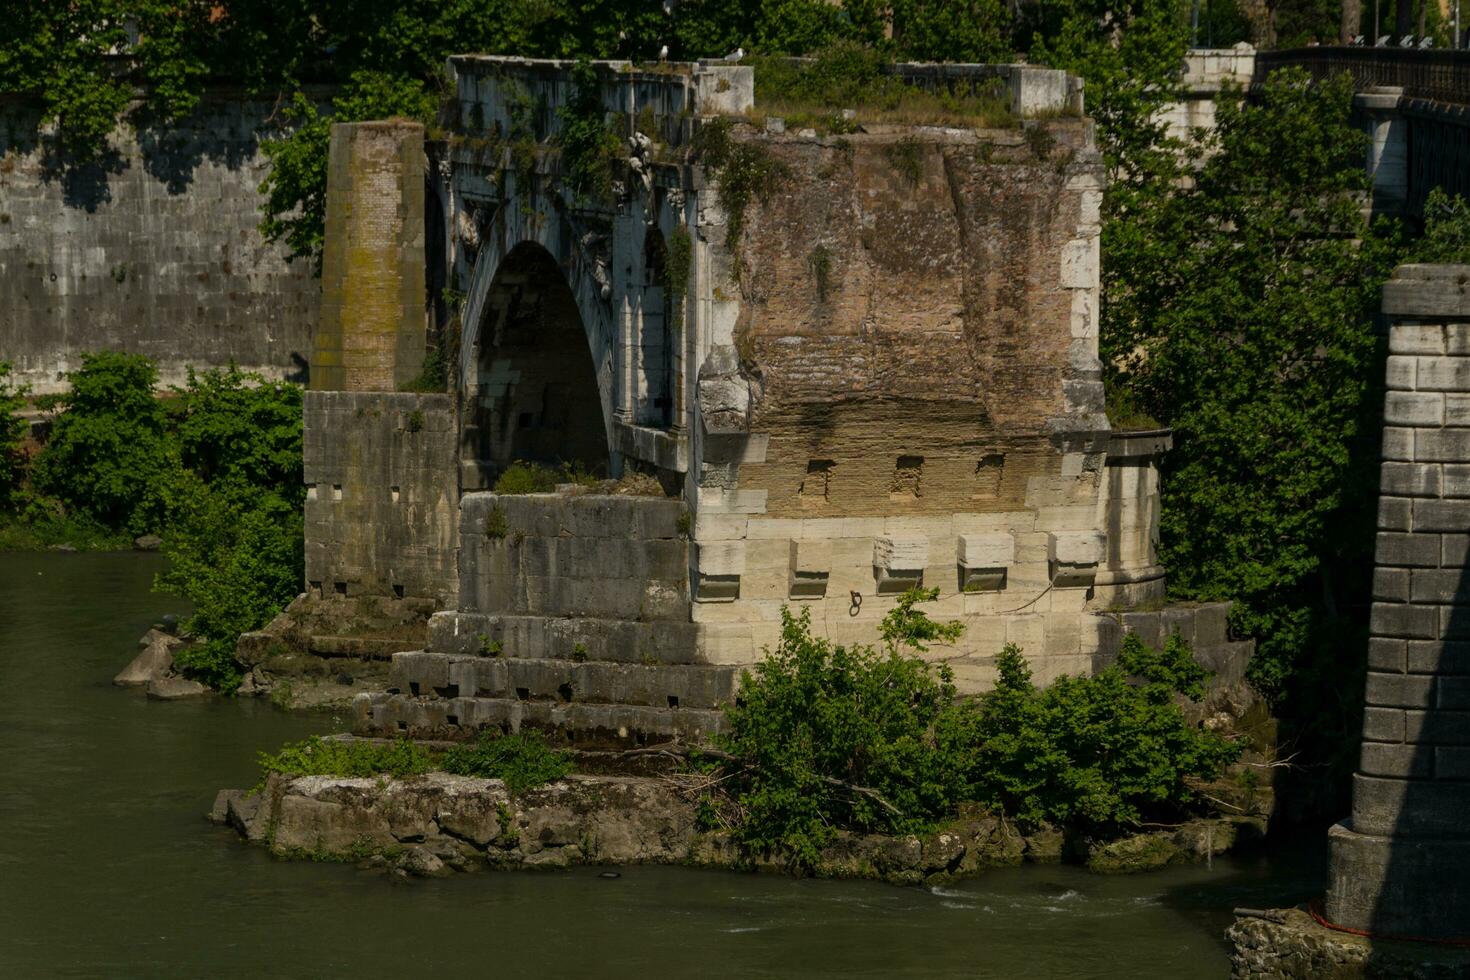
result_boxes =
[32,352,175,536]
[711,597,1239,868]
[713,593,978,866]
[968,635,1239,828]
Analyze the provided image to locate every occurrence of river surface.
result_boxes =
[0,551,1324,979]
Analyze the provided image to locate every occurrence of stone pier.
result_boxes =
[1326,264,1470,940]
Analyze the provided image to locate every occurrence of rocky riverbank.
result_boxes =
[212,767,1263,884]
[1226,908,1470,979]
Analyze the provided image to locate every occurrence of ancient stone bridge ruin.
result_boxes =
[273,55,1250,743]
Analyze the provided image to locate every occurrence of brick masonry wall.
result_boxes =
[303,391,458,604]
[0,93,321,394]
[1326,264,1470,939]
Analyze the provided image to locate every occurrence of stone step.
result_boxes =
[426,611,706,665]
[354,691,727,746]
[308,636,418,660]
[392,651,740,710]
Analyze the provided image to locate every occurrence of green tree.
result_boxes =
[0,1,220,160]
[971,635,1238,828]
[32,352,174,535]
[1103,70,1403,817]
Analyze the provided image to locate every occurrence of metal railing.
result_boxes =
[1255,47,1470,105]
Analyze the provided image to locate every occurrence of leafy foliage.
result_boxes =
[32,352,174,536]
[258,731,572,794]
[558,59,622,202]
[493,460,598,494]
[441,731,574,793]
[969,635,1238,827]
[716,593,976,866]
[714,595,1239,867]
[258,736,437,783]
[1412,188,1470,264]
[259,72,438,266]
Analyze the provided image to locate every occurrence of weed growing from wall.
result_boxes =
[807,245,833,301]
[664,225,693,329]
[690,117,789,250]
[559,59,622,202]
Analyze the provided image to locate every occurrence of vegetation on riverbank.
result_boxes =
[0,353,304,694]
[700,590,1240,868]
[258,732,572,793]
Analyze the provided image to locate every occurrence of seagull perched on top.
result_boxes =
[659,44,669,61]
[1420,35,1435,47]
[662,0,675,13]
[726,47,745,61]
[1400,34,1416,46]
[1377,34,1392,45]
[1351,34,1365,44]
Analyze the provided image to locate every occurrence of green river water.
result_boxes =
[0,551,1323,979]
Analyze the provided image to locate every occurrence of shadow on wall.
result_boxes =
[0,91,322,211]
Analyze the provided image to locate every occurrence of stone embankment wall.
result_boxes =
[0,93,321,394]
[1325,264,1470,940]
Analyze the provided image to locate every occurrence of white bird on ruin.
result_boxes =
[1377,34,1392,45]
[1420,35,1435,47]
[659,44,669,62]
[726,47,745,61]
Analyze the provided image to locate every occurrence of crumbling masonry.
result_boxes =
[258,57,1250,744]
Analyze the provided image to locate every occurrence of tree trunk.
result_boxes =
[1341,0,1362,41]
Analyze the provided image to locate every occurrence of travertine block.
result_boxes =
[874,534,930,571]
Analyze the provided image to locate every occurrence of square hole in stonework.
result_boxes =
[890,456,923,500]
[799,459,835,505]
[332,484,343,501]
[667,695,680,709]
[333,581,347,595]
[397,721,407,732]
[515,687,530,701]
[434,684,459,698]
[306,484,318,501]
[447,714,459,726]
[518,412,534,429]
[392,583,405,598]
[557,683,574,702]
[390,485,400,503]
[409,682,421,696]
[974,454,1005,498]
[309,580,323,597]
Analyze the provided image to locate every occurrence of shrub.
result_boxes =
[493,460,599,494]
[258,736,436,783]
[32,352,175,535]
[441,731,573,793]
[171,367,303,503]
[969,634,1240,830]
[715,591,977,866]
[158,479,304,693]
[713,599,1240,867]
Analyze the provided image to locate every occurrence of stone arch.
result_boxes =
[460,240,612,481]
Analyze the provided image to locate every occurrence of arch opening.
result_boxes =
[466,242,610,481]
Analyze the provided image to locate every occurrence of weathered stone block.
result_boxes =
[1384,391,1444,425]
[1377,496,1412,531]
[1380,460,1441,495]
[1375,531,1440,567]
[1364,670,1435,707]
[1412,498,1470,531]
